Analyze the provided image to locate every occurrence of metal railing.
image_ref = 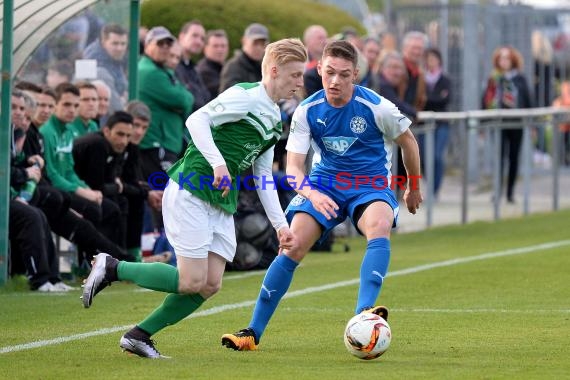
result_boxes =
[404,107,570,228]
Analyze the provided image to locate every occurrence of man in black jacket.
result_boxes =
[176,20,211,112]
[196,29,229,99]
[73,111,133,251]
[218,23,268,92]
[123,101,163,260]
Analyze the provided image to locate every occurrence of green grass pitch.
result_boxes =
[1,209,569,379]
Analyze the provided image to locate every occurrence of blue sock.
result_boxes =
[355,237,391,314]
[249,254,299,342]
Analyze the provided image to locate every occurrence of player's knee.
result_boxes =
[200,281,221,298]
[177,279,205,295]
[284,246,307,262]
[364,219,392,238]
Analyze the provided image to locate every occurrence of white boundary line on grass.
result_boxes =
[1,239,569,355]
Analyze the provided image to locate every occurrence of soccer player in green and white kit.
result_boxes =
[81,38,306,358]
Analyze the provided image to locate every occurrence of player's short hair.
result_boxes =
[261,38,307,76]
[21,91,36,111]
[179,19,203,36]
[322,40,358,68]
[402,31,428,48]
[205,29,227,45]
[11,88,25,99]
[101,23,127,40]
[125,100,151,121]
[15,81,42,93]
[75,81,98,92]
[40,86,57,101]
[105,110,133,129]
[54,83,80,102]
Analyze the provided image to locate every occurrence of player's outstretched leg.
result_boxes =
[360,305,389,321]
[119,326,170,359]
[221,328,258,351]
[81,252,118,308]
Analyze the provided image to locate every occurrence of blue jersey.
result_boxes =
[285,85,411,240]
[287,85,411,183]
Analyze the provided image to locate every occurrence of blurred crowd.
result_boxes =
[9,11,570,290]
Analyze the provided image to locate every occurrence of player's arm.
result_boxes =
[186,110,230,196]
[394,129,423,214]
[286,151,338,220]
[253,149,295,250]
[286,108,338,219]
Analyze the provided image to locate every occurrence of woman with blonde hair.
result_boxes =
[482,45,532,203]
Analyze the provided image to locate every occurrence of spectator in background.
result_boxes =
[396,31,427,192]
[400,31,427,112]
[166,41,182,70]
[73,111,134,251]
[32,86,57,129]
[552,81,570,166]
[83,23,129,113]
[219,23,269,91]
[532,30,554,160]
[377,50,417,119]
[303,25,328,97]
[420,48,452,198]
[123,100,163,261]
[9,166,66,291]
[380,32,398,51]
[482,46,532,203]
[360,37,382,92]
[18,91,36,132]
[14,83,55,157]
[303,25,328,70]
[92,79,112,126]
[196,29,229,99]
[176,20,211,112]
[139,26,149,54]
[9,91,72,292]
[46,60,74,89]
[69,81,100,137]
[40,83,123,249]
[138,26,194,229]
[14,83,131,267]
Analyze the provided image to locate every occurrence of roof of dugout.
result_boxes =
[0,0,99,77]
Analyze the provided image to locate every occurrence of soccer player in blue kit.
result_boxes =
[222,40,423,351]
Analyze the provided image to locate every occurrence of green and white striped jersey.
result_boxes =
[168,82,282,214]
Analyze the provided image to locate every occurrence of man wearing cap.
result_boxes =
[138,26,194,229]
[219,23,269,92]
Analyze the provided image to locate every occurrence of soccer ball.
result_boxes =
[344,313,391,360]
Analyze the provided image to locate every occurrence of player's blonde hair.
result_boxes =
[262,38,307,76]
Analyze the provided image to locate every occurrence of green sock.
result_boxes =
[138,293,205,335]
[117,262,178,293]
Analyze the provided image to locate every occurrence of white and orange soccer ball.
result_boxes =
[344,312,391,360]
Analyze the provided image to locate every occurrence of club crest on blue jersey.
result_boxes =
[322,136,357,156]
[350,116,367,134]
[289,194,307,206]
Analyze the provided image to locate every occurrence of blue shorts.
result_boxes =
[285,182,399,246]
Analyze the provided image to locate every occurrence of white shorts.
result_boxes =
[162,181,236,262]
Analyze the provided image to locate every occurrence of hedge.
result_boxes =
[141,0,365,54]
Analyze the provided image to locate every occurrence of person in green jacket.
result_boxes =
[69,81,100,138]
[138,26,194,183]
[40,83,124,249]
